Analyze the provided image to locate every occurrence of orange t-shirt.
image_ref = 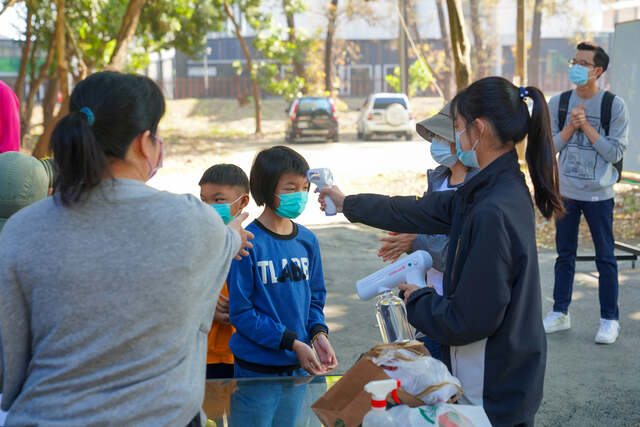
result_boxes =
[207,282,235,365]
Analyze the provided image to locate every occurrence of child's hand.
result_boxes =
[293,340,326,375]
[312,334,338,373]
[316,185,346,213]
[213,295,230,325]
[228,212,254,260]
[378,232,416,263]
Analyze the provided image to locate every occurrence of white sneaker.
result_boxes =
[595,319,620,344]
[543,311,571,333]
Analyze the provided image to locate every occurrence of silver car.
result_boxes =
[356,93,415,141]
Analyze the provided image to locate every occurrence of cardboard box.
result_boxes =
[311,341,430,427]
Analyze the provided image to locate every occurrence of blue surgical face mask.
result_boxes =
[455,128,480,169]
[210,195,243,225]
[429,138,458,168]
[569,64,590,86]
[275,191,308,219]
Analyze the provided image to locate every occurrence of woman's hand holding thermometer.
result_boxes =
[315,182,347,214]
[308,168,339,215]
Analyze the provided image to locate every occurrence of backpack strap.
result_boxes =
[601,91,623,182]
[558,90,572,130]
[600,91,615,136]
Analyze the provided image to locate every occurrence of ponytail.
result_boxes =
[49,71,165,206]
[524,86,565,219]
[451,76,565,220]
[51,111,108,206]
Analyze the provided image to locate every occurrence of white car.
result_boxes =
[357,93,415,141]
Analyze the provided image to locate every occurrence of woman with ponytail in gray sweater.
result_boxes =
[0,72,253,427]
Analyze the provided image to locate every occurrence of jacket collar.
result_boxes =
[457,150,520,200]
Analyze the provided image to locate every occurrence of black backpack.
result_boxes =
[558,90,623,182]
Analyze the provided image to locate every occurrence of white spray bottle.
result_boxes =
[362,379,400,427]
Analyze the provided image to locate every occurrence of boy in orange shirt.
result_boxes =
[199,164,250,378]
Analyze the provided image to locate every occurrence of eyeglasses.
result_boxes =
[569,59,595,67]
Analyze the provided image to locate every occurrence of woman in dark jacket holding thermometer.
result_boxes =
[318,77,565,427]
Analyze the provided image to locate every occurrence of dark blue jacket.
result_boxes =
[343,151,546,426]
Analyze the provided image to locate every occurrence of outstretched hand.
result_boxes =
[378,232,416,262]
[228,212,254,260]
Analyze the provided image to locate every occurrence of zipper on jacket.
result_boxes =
[451,236,462,285]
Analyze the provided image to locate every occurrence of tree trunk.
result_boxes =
[55,0,69,110]
[64,15,89,80]
[283,1,306,93]
[105,0,147,71]
[324,0,338,94]
[436,0,453,99]
[529,0,543,87]
[224,1,262,135]
[469,0,484,78]
[21,36,55,143]
[33,0,69,159]
[42,77,59,130]
[446,0,471,91]
[14,6,33,105]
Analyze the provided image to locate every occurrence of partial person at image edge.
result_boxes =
[0,152,49,232]
[0,80,20,153]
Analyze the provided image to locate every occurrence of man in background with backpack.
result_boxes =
[544,41,629,344]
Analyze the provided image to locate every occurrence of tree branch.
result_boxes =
[0,0,19,18]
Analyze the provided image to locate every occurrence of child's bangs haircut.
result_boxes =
[199,164,249,193]
[250,146,310,209]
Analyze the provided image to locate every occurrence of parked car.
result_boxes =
[285,97,339,142]
[356,93,415,141]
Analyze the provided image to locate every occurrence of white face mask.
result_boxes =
[429,138,457,168]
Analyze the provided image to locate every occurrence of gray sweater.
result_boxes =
[0,179,240,426]
[548,89,629,202]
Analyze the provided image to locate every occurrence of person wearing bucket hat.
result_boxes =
[378,102,477,361]
[0,152,49,233]
[39,157,57,193]
[0,151,48,424]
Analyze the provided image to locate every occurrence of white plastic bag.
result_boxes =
[371,349,462,405]
[387,404,474,427]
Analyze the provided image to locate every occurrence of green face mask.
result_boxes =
[275,191,308,219]
[210,196,242,225]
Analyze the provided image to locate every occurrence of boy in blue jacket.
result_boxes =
[227,145,337,378]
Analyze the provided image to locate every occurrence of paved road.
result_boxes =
[150,135,438,227]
